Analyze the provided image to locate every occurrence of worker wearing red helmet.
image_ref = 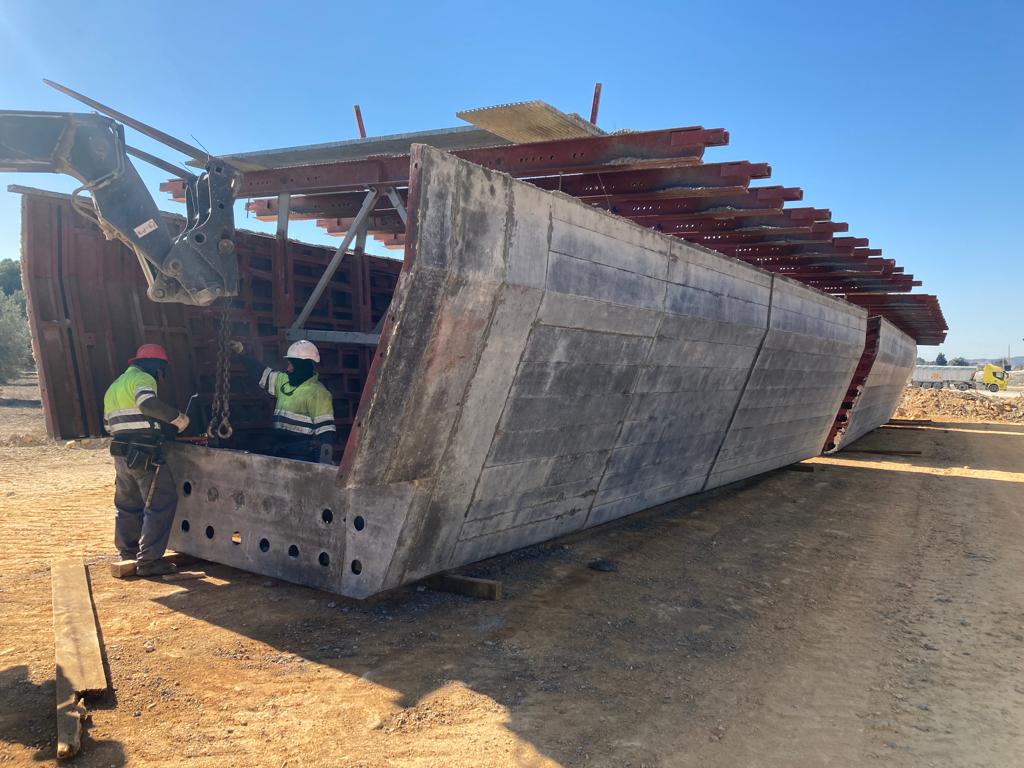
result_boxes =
[102,343,190,576]
[232,339,336,463]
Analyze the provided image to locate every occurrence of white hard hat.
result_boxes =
[285,340,320,363]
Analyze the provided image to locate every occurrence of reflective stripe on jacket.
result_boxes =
[103,366,160,436]
[259,368,336,437]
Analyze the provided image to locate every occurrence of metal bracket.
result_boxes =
[290,183,410,331]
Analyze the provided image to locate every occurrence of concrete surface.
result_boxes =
[330,146,868,597]
[165,146,874,597]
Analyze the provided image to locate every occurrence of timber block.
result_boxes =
[425,574,502,601]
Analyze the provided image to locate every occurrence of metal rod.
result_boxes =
[286,328,380,346]
[125,144,195,180]
[384,187,407,226]
[43,79,209,162]
[590,82,602,125]
[274,193,291,327]
[291,188,380,330]
[353,105,366,139]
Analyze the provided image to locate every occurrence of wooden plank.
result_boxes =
[425,574,502,601]
[109,550,197,578]
[56,678,86,760]
[784,463,815,473]
[52,558,107,760]
[844,449,923,457]
[52,559,106,693]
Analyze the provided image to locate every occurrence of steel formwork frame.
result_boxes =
[161,121,945,344]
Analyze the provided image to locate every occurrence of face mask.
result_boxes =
[286,358,315,387]
[136,359,167,380]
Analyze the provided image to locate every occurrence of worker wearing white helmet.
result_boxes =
[231,339,336,463]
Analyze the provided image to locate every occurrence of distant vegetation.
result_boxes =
[949,357,971,366]
[0,259,31,384]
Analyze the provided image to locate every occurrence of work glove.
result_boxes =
[170,413,190,432]
[228,340,244,354]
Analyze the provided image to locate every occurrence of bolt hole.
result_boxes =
[259,538,270,552]
[205,525,215,539]
[353,515,365,531]
[321,508,333,524]
[194,233,206,244]
[180,519,190,533]
[231,532,241,545]
[350,559,363,575]
[288,545,299,559]
[215,166,223,173]
[182,481,192,495]
[318,552,330,567]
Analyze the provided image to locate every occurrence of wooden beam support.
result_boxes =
[110,550,196,578]
[843,449,923,457]
[784,463,815,473]
[52,559,107,760]
[425,573,502,601]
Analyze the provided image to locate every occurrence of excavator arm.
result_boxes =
[0,110,237,305]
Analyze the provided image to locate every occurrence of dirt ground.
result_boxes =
[2,374,1023,767]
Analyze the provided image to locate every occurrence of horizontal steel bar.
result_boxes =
[237,126,729,197]
[287,329,381,346]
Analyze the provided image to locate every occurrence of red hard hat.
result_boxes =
[129,343,170,364]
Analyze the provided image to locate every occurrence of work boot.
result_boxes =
[135,559,177,577]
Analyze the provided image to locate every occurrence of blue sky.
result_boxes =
[1,0,1020,357]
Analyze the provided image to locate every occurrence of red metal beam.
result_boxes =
[237,126,730,197]
[526,161,771,200]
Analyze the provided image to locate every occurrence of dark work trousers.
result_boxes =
[113,456,178,562]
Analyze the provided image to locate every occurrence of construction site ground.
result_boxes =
[2,373,1023,767]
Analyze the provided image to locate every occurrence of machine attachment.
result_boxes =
[0,108,237,305]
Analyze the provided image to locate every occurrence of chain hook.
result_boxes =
[207,300,234,441]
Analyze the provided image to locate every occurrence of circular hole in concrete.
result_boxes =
[321,508,333,524]
[318,552,330,567]
[259,538,270,552]
[353,515,365,532]
[205,526,215,539]
[350,559,362,575]
[180,519,190,533]
[288,544,299,558]
[182,481,192,496]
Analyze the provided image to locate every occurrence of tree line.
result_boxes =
[0,259,31,384]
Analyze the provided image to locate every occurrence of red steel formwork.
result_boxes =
[16,187,401,444]
[158,121,946,343]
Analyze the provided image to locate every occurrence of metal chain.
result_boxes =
[207,300,234,440]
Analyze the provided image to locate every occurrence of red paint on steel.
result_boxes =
[18,190,402,446]
[824,316,882,452]
[338,151,421,483]
[353,105,366,139]
[236,126,729,197]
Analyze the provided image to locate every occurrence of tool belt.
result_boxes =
[110,436,164,471]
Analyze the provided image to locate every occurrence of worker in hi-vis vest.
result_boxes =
[232,339,336,463]
[103,343,189,576]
